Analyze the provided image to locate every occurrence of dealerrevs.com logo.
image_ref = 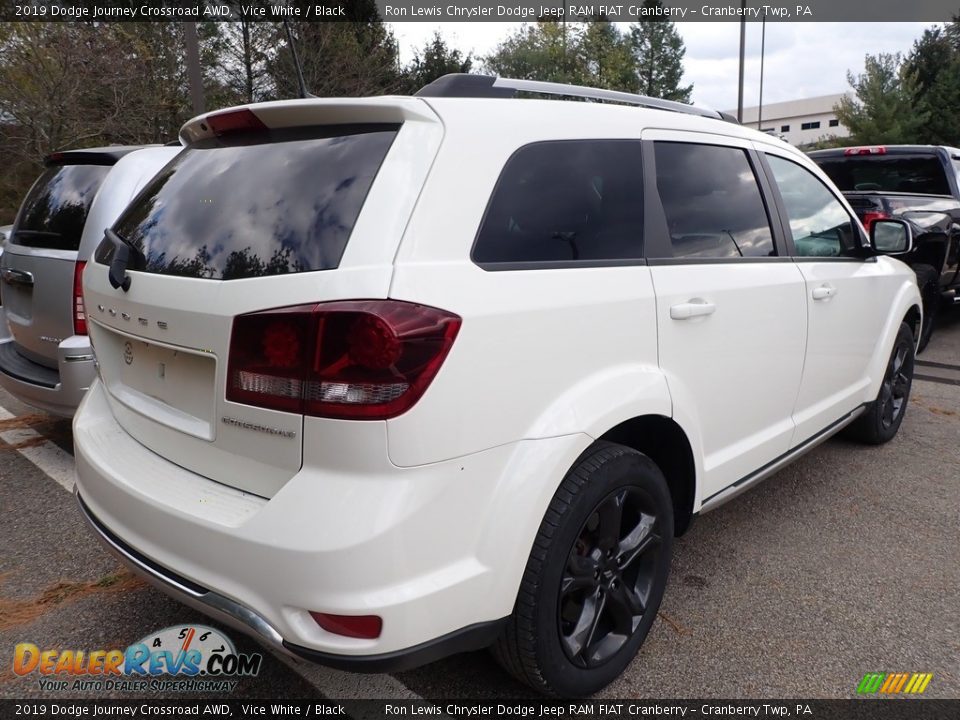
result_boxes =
[13,625,262,693]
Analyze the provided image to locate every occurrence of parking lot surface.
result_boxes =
[1,313,958,700]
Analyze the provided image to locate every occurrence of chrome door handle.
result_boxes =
[0,268,33,287]
[811,284,836,300]
[670,300,716,320]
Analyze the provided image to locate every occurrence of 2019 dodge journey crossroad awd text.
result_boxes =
[74,75,922,697]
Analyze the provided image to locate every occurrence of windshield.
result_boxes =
[110,124,399,280]
[815,154,950,195]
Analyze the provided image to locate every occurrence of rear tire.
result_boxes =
[492,441,673,697]
[912,264,939,353]
[845,322,914,445]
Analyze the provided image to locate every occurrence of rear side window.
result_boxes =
[13,164,110,251]
[111,125,398,280]
[815,154,951,195]
[472,140,644,266]
[653,142,775,259]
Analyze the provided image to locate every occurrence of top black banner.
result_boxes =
[3,0,960,22]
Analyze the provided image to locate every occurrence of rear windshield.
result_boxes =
[13,164,110,251]
[110,124,399,280]
[815,154,951,195]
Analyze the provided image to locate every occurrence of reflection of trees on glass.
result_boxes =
[222,245,305,280]
[15,165,109,251]
[147,245,214,279]
[109,126,399,280]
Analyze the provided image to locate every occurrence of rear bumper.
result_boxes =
[77,491,505,672]
[74,379,588,667]
[0,335,95,416]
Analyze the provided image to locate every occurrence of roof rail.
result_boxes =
[416,74,730,122]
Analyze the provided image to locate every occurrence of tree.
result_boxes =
[834,53,928,145]
[400,31,472,94]
[905,23,960,145]
[629,1,693,102]
[578,17,634,90]
[268,3,403,98]
[483,22,587,85]
[483,20,634,91]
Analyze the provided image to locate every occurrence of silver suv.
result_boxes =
[0,146,177,415]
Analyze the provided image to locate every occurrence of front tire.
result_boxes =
[493,441,673,697]
[846,321,915,445]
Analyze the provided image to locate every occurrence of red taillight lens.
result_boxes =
[73,261,87,335]
[862,211,889,231]
[844,146,887,156]
[226,300,461,420]
[309,612,382,639]
[206,109,267,136]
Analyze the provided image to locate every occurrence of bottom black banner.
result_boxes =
[2,700,959,720]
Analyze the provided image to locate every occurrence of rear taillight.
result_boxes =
[226,300,461,420]
[862,211,889,231]
[73,261,87,335]
[844,146,887,155]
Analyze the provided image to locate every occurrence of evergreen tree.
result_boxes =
[483,20,634,91]
[629,0,693,102]
[905,23,960,144]
[579,17,634,90]
[401,31,472,95]
[834,53,928,145]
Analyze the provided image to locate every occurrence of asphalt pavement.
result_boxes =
[1,311,958,701]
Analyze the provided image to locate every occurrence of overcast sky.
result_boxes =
[390,22,934,111]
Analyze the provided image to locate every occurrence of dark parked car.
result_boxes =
[809,145,960,350]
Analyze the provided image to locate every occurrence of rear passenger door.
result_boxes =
[643,132,808,502]
[760,150,891,446]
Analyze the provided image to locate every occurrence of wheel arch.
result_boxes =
[598,415,697,536]
[904,303,922,345]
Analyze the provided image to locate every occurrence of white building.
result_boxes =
[726,93,852,147]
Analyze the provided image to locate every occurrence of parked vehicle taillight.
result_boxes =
[226,300,461,420]
[862,211,890,231]
[844,146,887,155]
[73,261,87,335]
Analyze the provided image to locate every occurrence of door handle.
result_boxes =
[0,268,33,287]
[670,300,716,320]
[811,284,836,301]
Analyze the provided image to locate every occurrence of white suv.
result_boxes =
[74,75,921,697]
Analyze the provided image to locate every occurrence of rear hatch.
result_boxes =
[84,98,443,497]
[1,149,140,366]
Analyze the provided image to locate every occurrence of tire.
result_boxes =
[912,264,939,354]
[492,441,673,697]
[845,322,915,445]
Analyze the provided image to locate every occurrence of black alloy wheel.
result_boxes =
[559,487,661,668]
[493,441,673,697]
[880,336,912,430]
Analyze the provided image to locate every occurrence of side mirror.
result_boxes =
[870,218,913,255]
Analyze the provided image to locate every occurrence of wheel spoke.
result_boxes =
[595,492,625,551]
[617,515,660,570]
[563,587,604,660]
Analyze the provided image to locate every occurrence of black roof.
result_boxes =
[44,145,155,167]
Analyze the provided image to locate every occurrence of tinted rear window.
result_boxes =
[654,142,775,259]
[13,164,110,251]
[472,140,644,266]
[815,155,950,195]
[111,125,398,280]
